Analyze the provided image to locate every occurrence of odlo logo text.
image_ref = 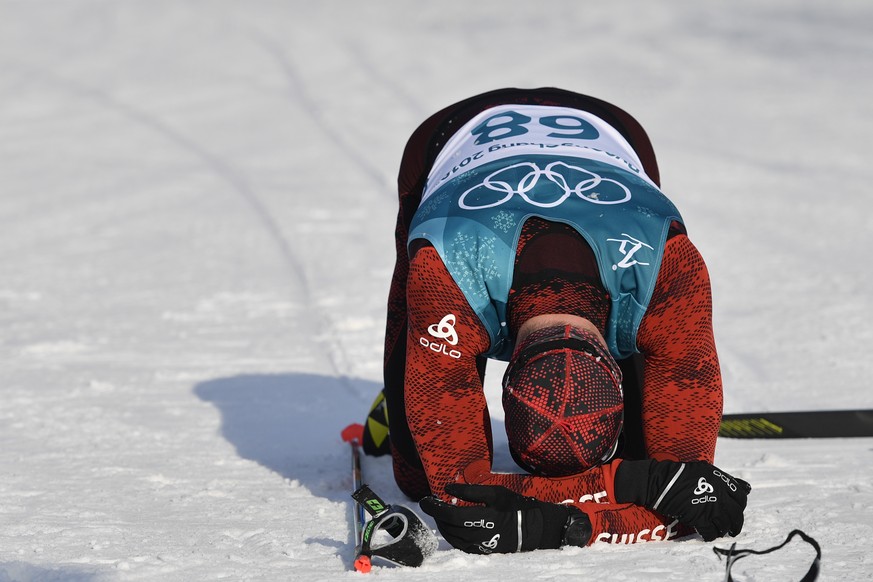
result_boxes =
[420,314,462,359]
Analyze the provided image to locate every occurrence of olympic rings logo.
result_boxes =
[458,161,632,210]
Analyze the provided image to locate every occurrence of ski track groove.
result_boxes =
[340,37,429,121]
[247,30,392,196]
[5,59,357,387]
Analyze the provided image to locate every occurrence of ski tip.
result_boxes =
[354,554,372,573]
[342,423,365,444]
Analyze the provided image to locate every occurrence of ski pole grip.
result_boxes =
[352,484,390,518]
[342,423,365,444]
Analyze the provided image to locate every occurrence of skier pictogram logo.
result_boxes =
[607,233,654,271]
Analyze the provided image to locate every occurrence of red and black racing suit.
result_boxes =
[382,88,723,544]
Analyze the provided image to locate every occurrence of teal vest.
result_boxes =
[409,154,682,361]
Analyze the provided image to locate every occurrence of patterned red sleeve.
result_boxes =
[404,246,493,497]
[636,234,723,463]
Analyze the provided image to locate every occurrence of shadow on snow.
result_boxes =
[0,562,105,582]
[193,372,386,500]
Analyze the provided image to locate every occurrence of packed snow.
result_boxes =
[1,1,872,580]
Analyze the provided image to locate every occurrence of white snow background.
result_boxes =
[1,1,872,580]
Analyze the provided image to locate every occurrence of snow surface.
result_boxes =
[1,1,872,580]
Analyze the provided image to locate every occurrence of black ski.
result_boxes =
[719,409,873,439]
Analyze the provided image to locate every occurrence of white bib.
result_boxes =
[422,104,655,203]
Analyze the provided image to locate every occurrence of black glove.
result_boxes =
[614,460,751,542]
[419,483,591,554]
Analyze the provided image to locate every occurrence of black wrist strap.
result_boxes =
[612,459,656,504]
[560,507,592,548]
[713,529,821,582]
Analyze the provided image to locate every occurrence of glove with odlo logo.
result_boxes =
[419,483,592,554]
[614,459,751,541]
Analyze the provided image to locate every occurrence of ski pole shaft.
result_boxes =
[341,424,371,573]
[350,437,365,551]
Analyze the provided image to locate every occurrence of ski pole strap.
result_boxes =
[714,529,821,582]
[351,485,438,569]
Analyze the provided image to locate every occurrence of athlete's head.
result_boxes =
[502,324,623,477]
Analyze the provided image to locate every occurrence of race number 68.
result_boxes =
[471,110,601,145]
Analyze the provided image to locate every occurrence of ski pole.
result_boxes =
[341,423,370,573]
[352,484,438,569]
